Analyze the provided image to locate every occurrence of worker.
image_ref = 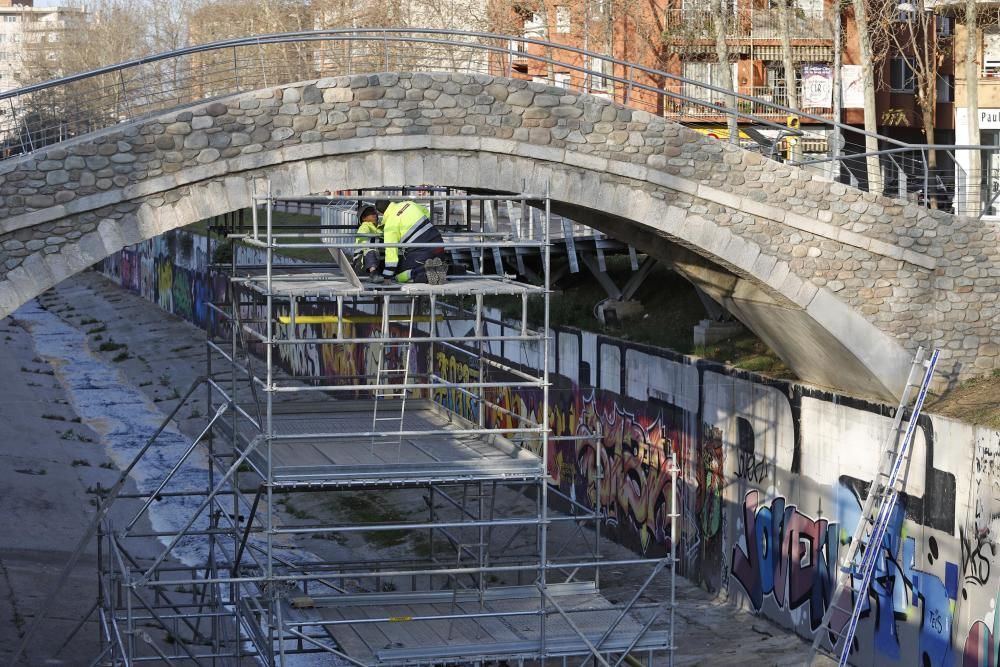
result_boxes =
[380,199,449,285]
[353,204,384,283]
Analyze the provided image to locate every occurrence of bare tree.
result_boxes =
[964,0,979,214]
[711,0,737,143]
[777,0,799,160]
[888,1,946,207]
[18,0,149,140]
[848,0,897,193]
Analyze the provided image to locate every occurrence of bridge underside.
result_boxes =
[546,203,901,398]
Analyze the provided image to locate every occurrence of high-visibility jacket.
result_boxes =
[381,201,438,277]
[353,220,382,260]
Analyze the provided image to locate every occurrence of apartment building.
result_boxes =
[505,0,954,195]
[0,0,82,94]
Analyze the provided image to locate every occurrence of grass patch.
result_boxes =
[328,492,410,549]
[71,459,91,467]
[80,318,99,325]
[927,368,1000,429]
[99,462,115,470]
[14,468,46,475]
[98,339,126,352]
[112,351,130,362]
[86,325,107,334]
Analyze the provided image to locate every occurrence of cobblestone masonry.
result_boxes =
[0,73,995,396]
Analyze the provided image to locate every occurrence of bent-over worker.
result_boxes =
[380,200,449,285]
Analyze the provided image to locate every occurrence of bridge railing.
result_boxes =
[0,29,994,218]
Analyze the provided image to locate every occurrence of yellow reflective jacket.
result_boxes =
[381,201,436,277]
[353,220,382,260]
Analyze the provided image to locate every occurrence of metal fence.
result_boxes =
[0,28,996,218]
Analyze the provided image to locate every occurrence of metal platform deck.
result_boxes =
[225,400,544,488]
[239,272,545,299]
[281,582,670,665]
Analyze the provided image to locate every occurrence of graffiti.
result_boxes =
[698,425,724,541]
[963,589,1000,667]
[961,528,996,589]
[572,390,682,555]
[733,417,768,484]
[731,490,839,630]
[433,351,480,422]
[697,424,724,591]
[835,482,958,665]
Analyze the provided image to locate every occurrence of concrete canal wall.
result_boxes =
[99,228,1000,667]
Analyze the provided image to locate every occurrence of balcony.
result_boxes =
[662,7,832,43]
[663,83,832,121]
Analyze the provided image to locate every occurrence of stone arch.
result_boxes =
[0,73,995,398]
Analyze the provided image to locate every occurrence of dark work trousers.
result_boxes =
[396,246,446,283]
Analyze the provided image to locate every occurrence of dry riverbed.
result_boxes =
[1,270,829,666]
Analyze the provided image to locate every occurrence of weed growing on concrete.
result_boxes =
[87,325,107,334]
[98,339,126,352]
[71,459,91,467]
[283,500,313,520]
[112,351,130,363]
[14,468,46,475]
[99,462,115,470]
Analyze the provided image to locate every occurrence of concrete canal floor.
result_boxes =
[0,270,831,666]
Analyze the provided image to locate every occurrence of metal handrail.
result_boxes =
[0,27,995,214]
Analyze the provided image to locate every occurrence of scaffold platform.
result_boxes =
[222,399,545,488]
[279,582,670,665]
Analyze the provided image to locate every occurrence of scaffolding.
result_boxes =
[89,184,678,666]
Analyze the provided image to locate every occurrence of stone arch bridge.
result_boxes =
[0,72,995,401]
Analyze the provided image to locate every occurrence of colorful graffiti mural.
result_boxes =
[731,490,839,631]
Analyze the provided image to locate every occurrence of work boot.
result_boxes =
[424,257,449,285]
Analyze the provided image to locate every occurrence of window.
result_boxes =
[589,54,613,92]
[985,27,1000,76]
[795,0,823,18]
[523,12,545,39]
[936,15,953,37]
[936,73,954,102]
[3,15,15,22]
[554,71,572,88]
[683,60,738,104]
[890,58,915,92]
[555,5,570,33]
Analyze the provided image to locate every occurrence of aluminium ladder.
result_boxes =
[807,346,940,666]
[370,295,417,456]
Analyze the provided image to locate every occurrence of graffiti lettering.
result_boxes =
[961,528,995,588]
[734,449,768,484]
[730,490,838,630]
